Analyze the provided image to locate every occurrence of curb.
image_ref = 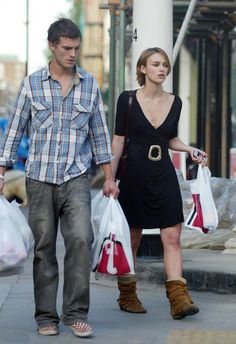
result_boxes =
[136,259,236,294]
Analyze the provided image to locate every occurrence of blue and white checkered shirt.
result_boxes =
[0,65,113,184]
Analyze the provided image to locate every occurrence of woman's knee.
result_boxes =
[161,227,181,248]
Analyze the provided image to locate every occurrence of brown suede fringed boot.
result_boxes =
[165,278,199,319]
[117,275,147,313]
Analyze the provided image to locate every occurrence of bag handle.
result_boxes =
[109,197,123,236]
[197,164,211,185]
[121,91,134,158]
[99,197,123,236]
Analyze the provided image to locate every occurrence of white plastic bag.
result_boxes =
[0,196,34,273]
[92,196,134,275]
[91,190,110,243]
[11,200,34,254]
[185,165,218,234]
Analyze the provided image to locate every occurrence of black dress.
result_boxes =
[114,90,184,229]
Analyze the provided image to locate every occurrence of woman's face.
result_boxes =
[140,52,169,85]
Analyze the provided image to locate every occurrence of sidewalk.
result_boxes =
[0,236,236,344]
[90,187,236,293]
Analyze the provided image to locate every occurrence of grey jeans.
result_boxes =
[26,174,93,327]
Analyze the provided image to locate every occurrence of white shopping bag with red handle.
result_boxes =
[92,196,134,275]
[185,165,218,234]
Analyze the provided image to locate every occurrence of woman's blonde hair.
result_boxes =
[136,47,171,86]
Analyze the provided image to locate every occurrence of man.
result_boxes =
[0,18,119,337]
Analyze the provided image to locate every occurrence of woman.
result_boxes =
[111,47,207,319]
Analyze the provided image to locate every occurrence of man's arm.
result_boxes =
[0,166,6,195]
[88,84,119,197]
[88,86,114,165]
[0,81,31,168]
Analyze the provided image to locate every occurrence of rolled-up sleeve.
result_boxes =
[89,87,113,165]
[0,82,31,167]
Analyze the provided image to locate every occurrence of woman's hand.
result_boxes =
[190,148,208,165]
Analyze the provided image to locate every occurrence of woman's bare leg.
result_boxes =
[130,228,143,267]
[160,224,182,279]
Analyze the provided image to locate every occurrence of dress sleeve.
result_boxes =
[114,91,129,136]
[169,96,182,139]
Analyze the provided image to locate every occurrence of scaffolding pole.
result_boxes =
[173,0,198,65]
[173,1,236,8]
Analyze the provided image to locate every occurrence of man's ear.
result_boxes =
[48,42,56,53]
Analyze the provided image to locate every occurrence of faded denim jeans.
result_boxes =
[26,174,93,327]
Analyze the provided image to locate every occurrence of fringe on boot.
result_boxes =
[117,275,147,313]
[165,277,199,319]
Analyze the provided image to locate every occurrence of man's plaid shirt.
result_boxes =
[0,65,113,184]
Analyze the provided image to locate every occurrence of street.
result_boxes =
[0,236,236,344]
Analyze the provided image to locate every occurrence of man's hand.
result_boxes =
[100,163,120,198]
[103,179,120,198]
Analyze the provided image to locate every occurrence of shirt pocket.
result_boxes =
[31,101,52,129]
[71,103,91,131]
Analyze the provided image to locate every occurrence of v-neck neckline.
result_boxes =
[135,90,176,130]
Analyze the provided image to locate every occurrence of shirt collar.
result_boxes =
[41,63,84,84]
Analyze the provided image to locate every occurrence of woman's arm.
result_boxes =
[111,134,125,177]
[169,136,208,164]
[169,137,193,153]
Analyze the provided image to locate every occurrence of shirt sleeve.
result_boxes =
[114,91,129,136]
[0,81,31,167]
[169,96,182,140]
[88,84,113,165]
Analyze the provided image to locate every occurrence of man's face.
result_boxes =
[49,36,81,69]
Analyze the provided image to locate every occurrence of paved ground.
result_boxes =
[1,192,236,343]
[1,235,236,344]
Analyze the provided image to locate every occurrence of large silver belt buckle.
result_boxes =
[148,145,162,161]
